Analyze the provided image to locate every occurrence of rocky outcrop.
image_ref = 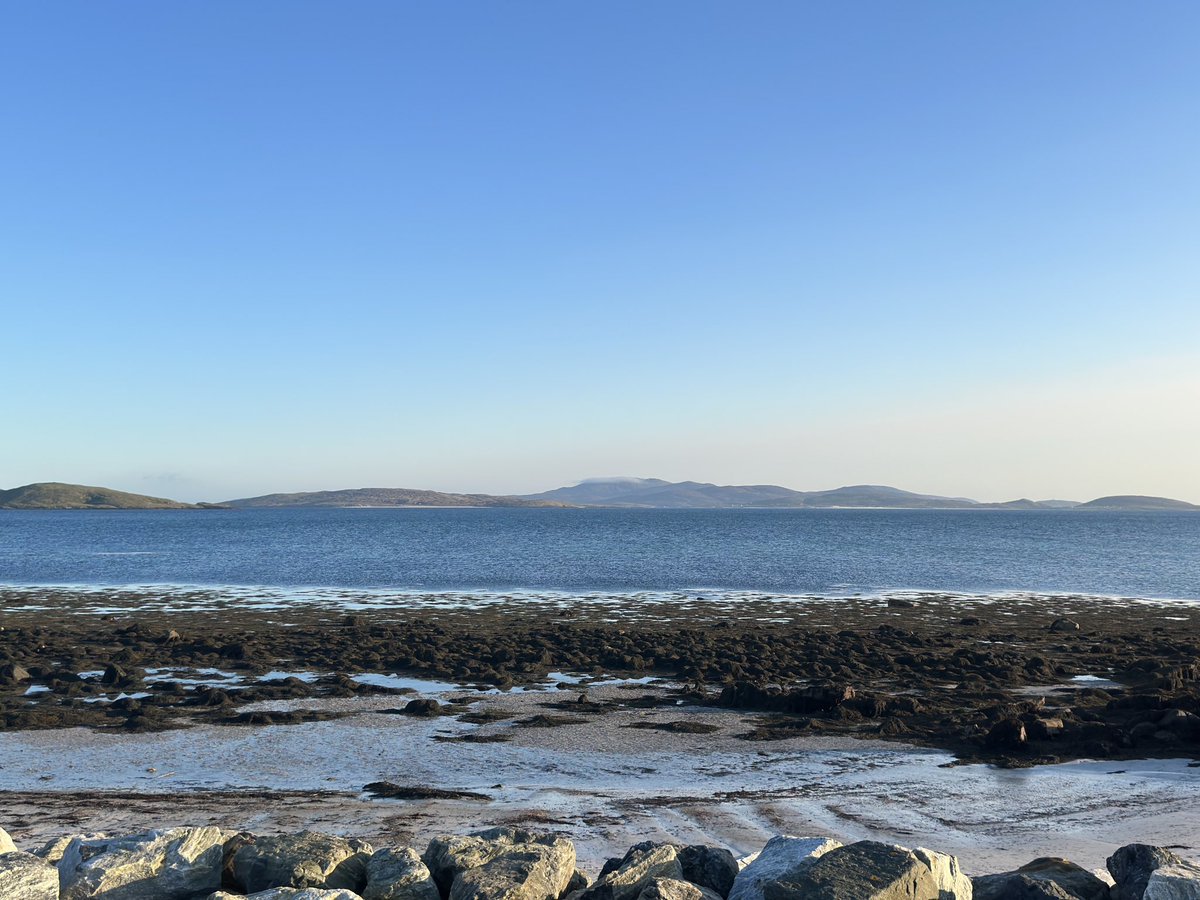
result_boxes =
[229,832,373,894]
[423,828,575,900]
[727,836,842,900]
[58,827,231,900]
[0,851,60,900]
[758,840,971,900]
[364,848,440,900]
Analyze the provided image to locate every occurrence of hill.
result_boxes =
[524,479,979,508]
[224,488,570,508]
[0,482,210,510]
[1074,495,1200,511]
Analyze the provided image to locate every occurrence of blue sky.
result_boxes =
[2,2,1198,502]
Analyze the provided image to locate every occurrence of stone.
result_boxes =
[575,845,683,900]
[637,877,724,900]
[231,832,374,894]
[208,890,365,899]
[912,847,973,898]
[973,874,1073,900]
[1108,844,1185,900]
[1006,857,1109,899]
[0,825,17,854]
[1145,864,1200,900]
[600,844,737,899]
[727,836,842,900]
[1050,618,1080,633]
[364,848,440,900]
[0,851,60,900]
[0,663,32,684]
[678,846,739,898]
[423,828,575,900]
[759,840,971,900]
[58,826,231,900]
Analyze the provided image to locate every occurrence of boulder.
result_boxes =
[678,846,739,898]
[1107,844,1184,900]
[1145,865,1200,900]
[973,874,1073,899]
[230,832,374,894]
[0,851,60,900]
[727,836,842,900]
[208,890,365,899]
[574,844,683,900]
[637,877,723,900]
[912,847,973,898]
[759,840,971,900]
[1050,619,1080,633]
[58,826,231,900]
[0,663,32,684]
[423,828,575,900]
[600,844,737,899]
[0,826,17,854]
[364,848,440,900]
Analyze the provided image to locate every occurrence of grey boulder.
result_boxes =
[600,843,737,899]
[0,851,60,900]
[230,832,374,894]
[727,836,842,900]
[1107,844,1185,900]
[58,826,232,900]
[209,890,365,899]
[573,844,683,900]
[423,828,575,900]
[364,848,440,900]
[637,877,723,900]
[759,840,971,900]
[1145,864,1200,899]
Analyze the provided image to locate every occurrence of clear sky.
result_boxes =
[2,2,1198,503]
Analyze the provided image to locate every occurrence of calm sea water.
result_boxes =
[0,508,1198,599]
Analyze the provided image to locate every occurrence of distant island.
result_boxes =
[1,479,1196,511]
[224,488,569,509]
[521,478,1200,511]
[0,482,220,510]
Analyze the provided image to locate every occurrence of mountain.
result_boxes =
[523,479,1196,510]
[223,488,570,508]
[0,482,212,510]
[1074,495,1200,511]
[524,479,978,508]
[523,477,807,508]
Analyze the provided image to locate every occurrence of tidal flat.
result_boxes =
[0,587,1197,872]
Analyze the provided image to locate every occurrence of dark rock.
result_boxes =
[1050,618,1081,633]
[1107,843,1183,900]
[973,873,1075,900]
[404,699,443,717]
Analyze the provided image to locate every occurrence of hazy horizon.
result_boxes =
[3,3,1198,504]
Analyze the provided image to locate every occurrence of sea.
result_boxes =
[0,507,1198,600]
